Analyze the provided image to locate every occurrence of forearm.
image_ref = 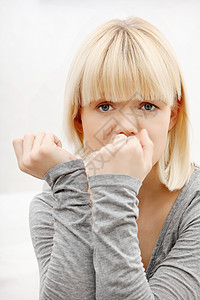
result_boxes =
[30,159,95,300]
[89,173,153,300]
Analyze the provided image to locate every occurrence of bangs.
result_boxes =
[80,22,182,107]
[64,17,191,191]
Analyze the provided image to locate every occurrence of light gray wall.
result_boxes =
[1,0,200,194]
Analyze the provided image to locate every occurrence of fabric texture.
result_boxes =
[29,158,200,299]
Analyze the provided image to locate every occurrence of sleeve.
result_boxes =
[29,159,95,300]
[88,174,200,300]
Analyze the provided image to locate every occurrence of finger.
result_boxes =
[32,132,46,152]
[12,138,23,163]
[126,135,141,146]
[42,133,62,148]
[23,133,36,158]
[126,135,136,142]
[113,134,127,145]
[138,129,153,163]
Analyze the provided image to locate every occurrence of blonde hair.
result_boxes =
[63,17,192,191]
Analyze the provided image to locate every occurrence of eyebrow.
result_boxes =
[89,99,166,106]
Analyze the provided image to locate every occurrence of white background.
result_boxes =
[0,0,200,299]
[1,0,200,194]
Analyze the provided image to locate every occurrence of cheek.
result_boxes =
[82,118,105,152]
[148,122,170,164]
[82,112,115,150]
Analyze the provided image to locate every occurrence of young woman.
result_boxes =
[13,17,200,299]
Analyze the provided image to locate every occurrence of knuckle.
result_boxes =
[113,142,124,151]
[99,145,110,155]
[149,139,154,148]
[23,132,34,138]
[38,146,49,155]
[38,131,46,136]
[18,161,26,172]
[46,132,53,136]
[12,138,20,146]
[12,138,17,145]
[22,157,31,168]
[100,146,109,155]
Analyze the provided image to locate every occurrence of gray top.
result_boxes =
[29,159,200,299]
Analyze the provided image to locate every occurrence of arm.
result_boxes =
[30,159,95,300]
[89,173,200,300]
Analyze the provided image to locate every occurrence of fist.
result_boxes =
[85,129,154,182]
[12,132,77,179]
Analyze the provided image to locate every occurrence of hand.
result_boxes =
[85,129,153,182]
[12,132,78,179]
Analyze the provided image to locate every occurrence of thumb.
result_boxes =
[137,129,153,164]
[42,133,62,148]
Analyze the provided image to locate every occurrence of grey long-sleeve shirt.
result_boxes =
[29,159,200,299]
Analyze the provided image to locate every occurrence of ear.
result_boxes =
[168,105,179,131]
[74,113,83,134]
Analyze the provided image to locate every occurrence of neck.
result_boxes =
[137,163,170,203]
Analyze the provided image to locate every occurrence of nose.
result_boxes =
[115,110,138,137]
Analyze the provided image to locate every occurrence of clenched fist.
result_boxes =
[85,129,154,182]
[12,132,77,179]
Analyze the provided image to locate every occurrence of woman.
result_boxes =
[13,17,200,299]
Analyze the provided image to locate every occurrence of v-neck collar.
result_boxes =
[145,163,199,280]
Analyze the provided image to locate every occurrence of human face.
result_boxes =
[75,99,178,167]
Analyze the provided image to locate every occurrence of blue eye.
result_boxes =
[141,103,157,111]
[97,103,113,112]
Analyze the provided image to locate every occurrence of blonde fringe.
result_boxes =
[63,17,192,191]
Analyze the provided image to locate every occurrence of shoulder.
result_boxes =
[181,163,200,201]
[179,163,200,231]
[30,182,54,210]
[29,183,55,228]
[184,163,200,209]
[188,163,200,189]
[29,190,55,212]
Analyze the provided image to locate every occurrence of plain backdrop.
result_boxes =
[0,0,200,299]
[1,0,200,194]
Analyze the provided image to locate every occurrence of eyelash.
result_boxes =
[97,103,114,112]
[140,103,158,111]
[97,102,158,112]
